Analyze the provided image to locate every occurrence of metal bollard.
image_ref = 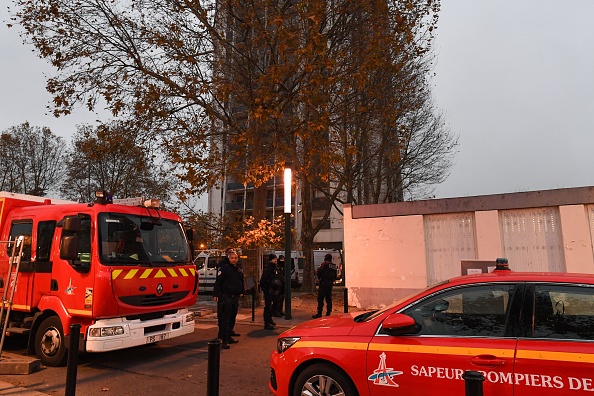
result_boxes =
[207,338,221,396]
[65,324,81,396]
[251,287,256,322]
[462,370,485,396]
[343,288,348,313]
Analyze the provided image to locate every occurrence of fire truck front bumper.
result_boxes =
[85,308,195,352]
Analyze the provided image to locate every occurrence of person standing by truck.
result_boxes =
[213,251,244,349]
[312,253,339,318]
[273,255,286,317]
[260,254,281,330]
[215,247,242,339]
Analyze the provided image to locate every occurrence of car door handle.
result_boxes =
[470,354,507,367]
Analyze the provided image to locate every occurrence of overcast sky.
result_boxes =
[1,1,593,200]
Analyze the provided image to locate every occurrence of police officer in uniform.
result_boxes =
[312,253,339,318]
[213,247,236,340]
[213,251,244,349]
[260,254,280,330]
[273,255,286,317]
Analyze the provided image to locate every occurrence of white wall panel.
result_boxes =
[500,208,565,272]
[425,213,477,285]
[587,205,594,260]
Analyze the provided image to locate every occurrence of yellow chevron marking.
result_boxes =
[179,268,188,277]
[124,269,139,279]
[154,269,166,278]
[140,269,153,279]
[112,269,123,279]
[188,267,196,276]
[167,268,178,277]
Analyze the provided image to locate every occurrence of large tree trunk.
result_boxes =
[252,183,267,222]
[300,177,315,293]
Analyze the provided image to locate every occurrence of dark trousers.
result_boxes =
[263,291,274,325]
[317,286,333,315]
[217,300,223,337]
[273,291,284,314]
[220,294,239,342]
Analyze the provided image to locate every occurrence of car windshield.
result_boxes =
[362,280,449,322]
[98,213,190,266]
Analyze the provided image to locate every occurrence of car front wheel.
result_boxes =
[293,363,358,396]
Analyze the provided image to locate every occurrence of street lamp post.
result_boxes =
[284,164,292,320]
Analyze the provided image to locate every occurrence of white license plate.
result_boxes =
[146,333,170,343]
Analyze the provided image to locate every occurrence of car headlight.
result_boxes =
[277,337,300,353]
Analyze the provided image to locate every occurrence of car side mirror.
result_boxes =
[382,313,418,336]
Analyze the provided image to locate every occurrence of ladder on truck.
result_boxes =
[0,236,26,359]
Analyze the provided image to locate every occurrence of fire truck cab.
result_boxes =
[0,192,198,366]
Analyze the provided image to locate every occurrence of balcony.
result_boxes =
[312,197,331,211]
[225,197,295,212]
[226,180,286,191]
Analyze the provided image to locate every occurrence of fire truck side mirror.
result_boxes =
[61,216,82,233]
[60,235,79,261]
[185,228,194,242]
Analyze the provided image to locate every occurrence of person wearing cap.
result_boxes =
[215,247,242,340]
[312,253,339,319]
[213,251,244,349]
[273,255,286,317]
[259,253,280,330]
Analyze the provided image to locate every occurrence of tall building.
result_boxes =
[207,174,343,251]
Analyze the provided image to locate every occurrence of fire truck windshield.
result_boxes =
[98,213,190,266]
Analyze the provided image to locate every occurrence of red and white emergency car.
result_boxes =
[270,262,594,395]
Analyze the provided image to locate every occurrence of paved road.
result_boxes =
[0,292,347,395]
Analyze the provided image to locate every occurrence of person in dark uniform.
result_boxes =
[273,255,286,317]
[215,247,234,339]
[260,253,280,330]
[312,253,339,319]
[213,251,244,349]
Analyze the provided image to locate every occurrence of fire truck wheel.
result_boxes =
[35,316,67,367]
[293,363,358,396]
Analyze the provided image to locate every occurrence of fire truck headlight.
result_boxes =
[89,326,125,337]
[277,337,300,353]
[185,312,195,323]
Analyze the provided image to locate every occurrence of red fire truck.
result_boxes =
[0,191,198,366]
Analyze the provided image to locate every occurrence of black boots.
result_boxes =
[312,313,322,319]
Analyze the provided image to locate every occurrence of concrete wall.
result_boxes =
[344,187,594,309]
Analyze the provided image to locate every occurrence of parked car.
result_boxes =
[270,260,594,396]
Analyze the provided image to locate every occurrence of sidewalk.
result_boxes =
[0,380,48,395]
[191,290,353,329]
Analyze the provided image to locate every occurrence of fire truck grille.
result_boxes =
[119,291,189,307]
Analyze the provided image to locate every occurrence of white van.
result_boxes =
[194,249,225,293]
[290,249,343,287]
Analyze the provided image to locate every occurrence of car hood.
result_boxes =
[282,313,360,337]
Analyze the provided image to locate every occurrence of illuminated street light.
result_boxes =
[284,163,292,320]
